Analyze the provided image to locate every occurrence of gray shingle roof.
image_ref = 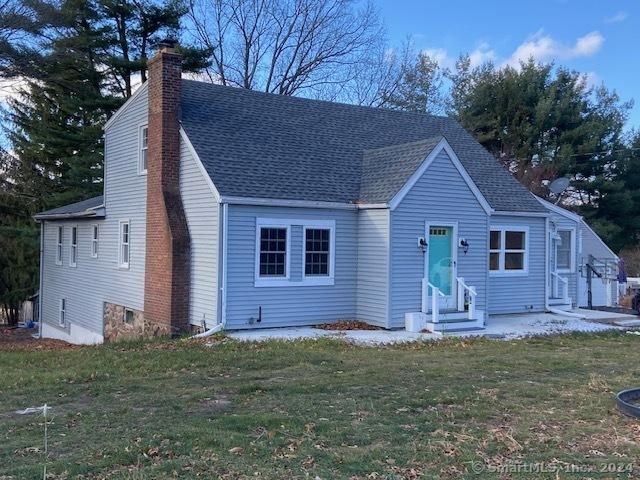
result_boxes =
[181,80,545,213]
[360,137,443,203]
[35,195,104,220]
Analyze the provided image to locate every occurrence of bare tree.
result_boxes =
[186,0,384,97]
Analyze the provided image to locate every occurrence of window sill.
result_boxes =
[490,270,529,277]
[55,261,62,266]
[254,277,336,287]
[69,263,77,268]
[118,264,130,271]
[301,276,335,286]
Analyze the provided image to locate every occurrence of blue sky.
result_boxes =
[376,0,639,129]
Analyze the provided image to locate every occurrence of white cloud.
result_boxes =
[583,71,600,89]
[604,11,628,24]
[421,47,455,70]
[504,30,604,68]
[468,42,497,67]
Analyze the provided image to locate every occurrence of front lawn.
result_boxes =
[1,333,639,479]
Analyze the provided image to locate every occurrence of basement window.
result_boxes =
[59,298,66,327]
[124,308,135,324]
[489,227,528,275]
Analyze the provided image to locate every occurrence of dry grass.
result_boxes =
[1,332,639,479]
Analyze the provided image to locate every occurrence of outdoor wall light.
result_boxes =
[459,238,469,254]
[418,236,427,253]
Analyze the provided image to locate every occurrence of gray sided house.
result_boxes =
[36,43,620,344]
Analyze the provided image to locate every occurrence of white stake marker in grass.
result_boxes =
[16,404,51,479]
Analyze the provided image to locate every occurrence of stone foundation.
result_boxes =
[103,302,171,342]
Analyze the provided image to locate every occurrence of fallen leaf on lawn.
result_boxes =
[228,446,244,455]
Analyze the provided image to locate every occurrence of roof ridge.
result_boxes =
[181,78,451,121]
[361,136,444,155]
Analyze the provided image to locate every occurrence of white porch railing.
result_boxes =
[421,278,445,322]
[550,270,569,303]
[421,277,477,323]
[456,277,477,320]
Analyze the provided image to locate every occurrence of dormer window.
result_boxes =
[139,125,148,174]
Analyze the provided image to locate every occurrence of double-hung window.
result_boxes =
[256,224,289,285]
[56,226,63,265]
[69,226,78,267]
[489,227,528,274]
[303,224,335,285]
[119,220,130,268]
[255,218,335,286]
[556,229,575,272]
[139,125,148,174]
[91,224,99,258]
[59,298,66,327]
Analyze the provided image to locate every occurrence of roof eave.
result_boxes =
[34,206,106,222]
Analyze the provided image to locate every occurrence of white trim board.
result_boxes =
[424,221,459,307]
[489,225,530,277]
[388,138,494,214]
[492,211,549,218]
[104,82,149,131]
[535,196,582,222]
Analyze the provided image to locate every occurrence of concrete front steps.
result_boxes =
[424,310,485,336]
[548,297,573,311]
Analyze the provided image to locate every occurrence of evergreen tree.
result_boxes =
[0,0,208,317]
[448,57,634,249]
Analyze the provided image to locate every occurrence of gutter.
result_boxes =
[192,202,229,338]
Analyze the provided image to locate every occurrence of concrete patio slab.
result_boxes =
[227,309,638,345]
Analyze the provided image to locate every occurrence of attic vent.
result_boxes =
[430,228,448,236]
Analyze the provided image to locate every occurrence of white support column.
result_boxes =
[421,278,428,314]
[431,287,439,323]
[468,287,476,320]
[457,277,465,312]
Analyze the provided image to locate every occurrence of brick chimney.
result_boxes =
[143,39,190,336]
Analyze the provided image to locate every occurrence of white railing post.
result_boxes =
[468,287,476,320]
[421,278,428,313]
[563,278,569,303]
[431,286,439,323]
[457,277,465,312]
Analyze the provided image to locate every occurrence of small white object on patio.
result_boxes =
[228,309,636,346]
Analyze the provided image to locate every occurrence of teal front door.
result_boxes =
[428,226,454,299]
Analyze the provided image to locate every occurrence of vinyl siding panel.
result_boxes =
[41,87,149,336]
[225,205,357,329]
[356,209,390,327]
[489,215,546,314]
[390,150,489,328]
[179,139,219,327]
[581,221,617,260]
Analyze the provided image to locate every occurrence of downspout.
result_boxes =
[192,202,228,338]
[37,221,44,339]
[544,216,549,312]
